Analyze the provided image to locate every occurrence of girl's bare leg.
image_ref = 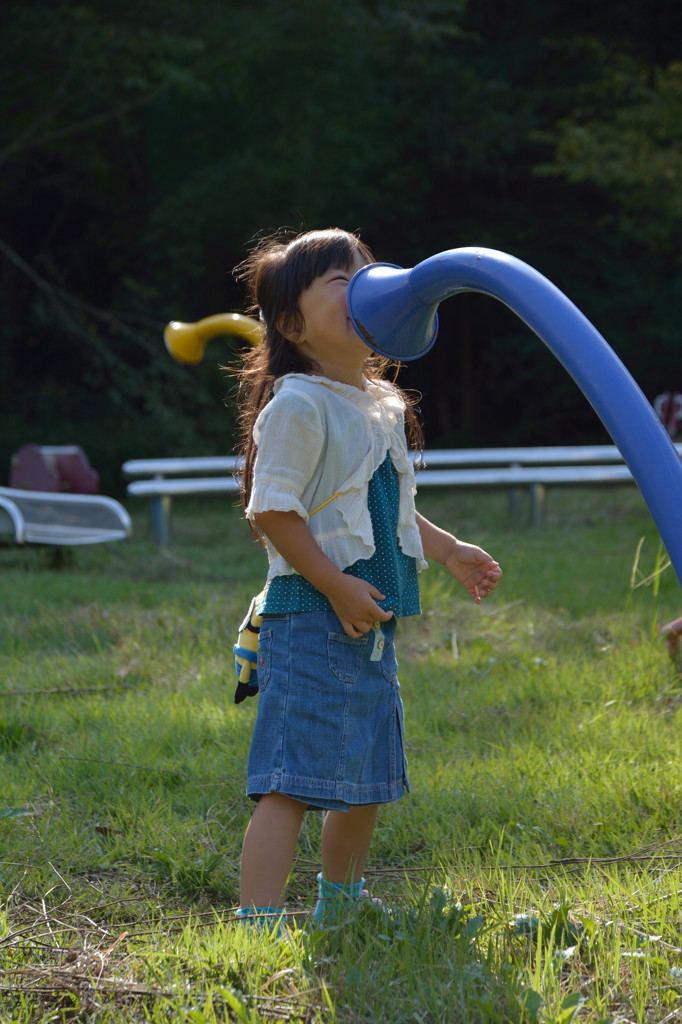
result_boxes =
[240,793,307,908]
[320,804,379,883]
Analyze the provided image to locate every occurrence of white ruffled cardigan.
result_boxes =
[246,373,427,581]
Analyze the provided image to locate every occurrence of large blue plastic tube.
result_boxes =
[347,247,682,586]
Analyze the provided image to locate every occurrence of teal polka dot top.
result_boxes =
[259,452,421,617]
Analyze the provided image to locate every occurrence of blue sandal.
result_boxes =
[313,873,385,928]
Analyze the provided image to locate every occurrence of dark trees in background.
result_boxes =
[1,0,681,491]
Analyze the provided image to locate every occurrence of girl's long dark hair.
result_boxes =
[231,228,423,517]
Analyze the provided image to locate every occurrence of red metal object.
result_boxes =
[653,392,682,439]
[9,444,99,494]
[660,617,682,673]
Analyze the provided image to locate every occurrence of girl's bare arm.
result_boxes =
[254,510,393,637]
[416,511,502,604]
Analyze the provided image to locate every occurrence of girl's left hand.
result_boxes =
[444,541,502,604]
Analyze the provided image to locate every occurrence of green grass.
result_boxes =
[2,485,682,1022]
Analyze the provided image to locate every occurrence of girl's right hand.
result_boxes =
[325,573,393,638]
[252,510,392,637]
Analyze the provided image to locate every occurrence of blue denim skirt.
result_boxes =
[246,611,409,812]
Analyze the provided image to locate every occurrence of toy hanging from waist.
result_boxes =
[233,590,265,703]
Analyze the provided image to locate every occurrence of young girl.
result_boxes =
[233,228,501,930]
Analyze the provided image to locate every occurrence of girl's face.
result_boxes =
[292,251,370,386]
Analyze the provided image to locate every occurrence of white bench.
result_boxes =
[0,486,132,547]
[123,445,673,544]
[123,460,241,545]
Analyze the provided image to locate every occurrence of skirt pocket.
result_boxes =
[257,629,273,692]
[380,637,399,684]
[327,632,368,684]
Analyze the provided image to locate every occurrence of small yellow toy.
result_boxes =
[164,313,262,365]
[233,591,265,703]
